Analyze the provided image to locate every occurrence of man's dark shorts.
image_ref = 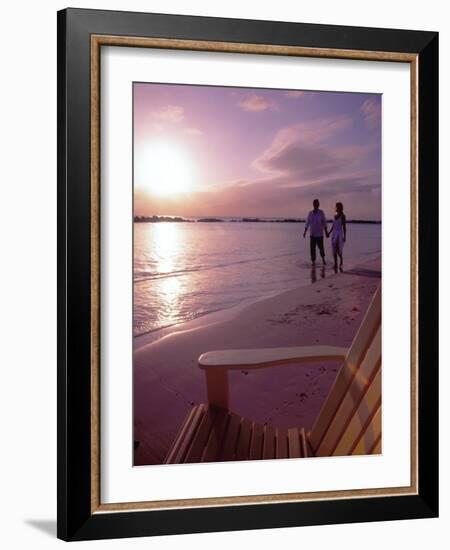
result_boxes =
[310,236,325,262]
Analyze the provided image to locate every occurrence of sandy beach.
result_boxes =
[134,256,381,465]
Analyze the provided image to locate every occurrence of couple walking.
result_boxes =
[303,199,346,270]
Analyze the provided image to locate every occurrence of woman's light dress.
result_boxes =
[331,216,345,255]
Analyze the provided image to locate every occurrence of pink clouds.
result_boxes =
[133,83,381,220]
[254,116,354,178]
[285,90,305,98]
[238,115,379,216]
[238,94,277,112]
[165,114,380,219]
[152,105,185,123]
[267,116,352,152]
[144,105,203,138]
[134,171,380,219]
[360,98,381,129]
[135,112,380,219]
[184,127,203,136]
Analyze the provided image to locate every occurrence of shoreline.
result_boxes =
[134,255,381,465]
[134,251,382,349]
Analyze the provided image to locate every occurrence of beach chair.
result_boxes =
[164,284,381,463]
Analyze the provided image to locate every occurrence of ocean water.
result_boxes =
[134,221,381,338]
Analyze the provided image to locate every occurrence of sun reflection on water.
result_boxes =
[150,223,186,325]
[152,223,181,273]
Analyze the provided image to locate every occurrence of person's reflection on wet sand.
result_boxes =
[311,265,326,283]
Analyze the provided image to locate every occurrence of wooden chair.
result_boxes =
[164,284,381,463]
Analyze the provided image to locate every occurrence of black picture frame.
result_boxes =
[57,7,438,541]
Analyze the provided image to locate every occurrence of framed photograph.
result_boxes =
[57,8,438,541]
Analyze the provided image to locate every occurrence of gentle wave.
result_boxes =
[134,250,299,283]
[134,307,227,339]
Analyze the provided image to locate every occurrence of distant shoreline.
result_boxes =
[134,215,381,224]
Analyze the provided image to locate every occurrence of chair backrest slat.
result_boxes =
[332,366,381,456]
[351,403,382,455]
[309,285,381,454]
[314,327,381,456]
[345,285,382,369]
[370,433,382,454]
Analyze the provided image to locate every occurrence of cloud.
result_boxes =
[264,116,352,152]
[238,94,277,112]
[360,98,381,129]
[285,90,305,98]
[147,107,203,137]
[136,169,381,219]
[235,115,381,216]
[257,145,371,182]
[184,127,203,136]
[253,116,355,178]
[152,105,184,123]
[136,114,381,220]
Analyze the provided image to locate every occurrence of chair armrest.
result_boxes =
[198,345,347,370]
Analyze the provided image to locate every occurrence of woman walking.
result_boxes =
[327,202,346,271]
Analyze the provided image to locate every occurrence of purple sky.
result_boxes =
[133,83,381,220]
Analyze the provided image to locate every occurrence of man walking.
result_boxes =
[303,199,328,265]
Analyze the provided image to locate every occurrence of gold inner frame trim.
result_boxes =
[90,34,419,514]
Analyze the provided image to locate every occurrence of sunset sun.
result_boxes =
[136,140,193,196]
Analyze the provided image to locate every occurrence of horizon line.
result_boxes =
[134,214,382,223]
